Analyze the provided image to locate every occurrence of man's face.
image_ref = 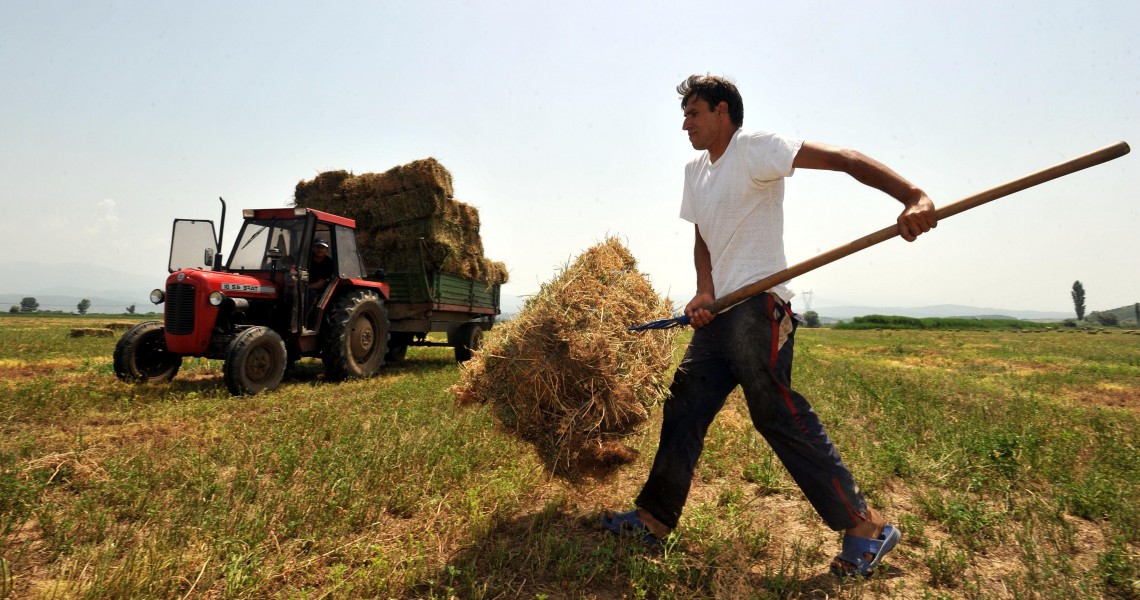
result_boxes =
[682,97,724,151]
[312,245,328,260]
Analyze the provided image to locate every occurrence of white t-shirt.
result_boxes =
[679,129,804,307]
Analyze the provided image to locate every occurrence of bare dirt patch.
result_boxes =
[68,328,114,338]
[0,358,82,384]
[1065,382,1140,413]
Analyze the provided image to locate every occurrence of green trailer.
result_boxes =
[381,268,500,362]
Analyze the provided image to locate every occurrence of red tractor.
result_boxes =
[114,201,392,395]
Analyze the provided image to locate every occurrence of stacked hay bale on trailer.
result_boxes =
[293,158,507,285]
[293,158,507,362]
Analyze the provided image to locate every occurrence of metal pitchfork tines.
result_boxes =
[629,141,1130,332]
[628,314,691,331]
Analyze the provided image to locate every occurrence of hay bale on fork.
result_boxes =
[293,157,507,285]
[450,237,678,478]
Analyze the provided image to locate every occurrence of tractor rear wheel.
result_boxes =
[113,321,182,382]
[450,322,483,363]
[322,289,389,380]
[223,327,287,395]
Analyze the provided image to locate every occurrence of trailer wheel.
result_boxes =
[385,333,412,363]
[113,321,182,382]
[450,323,483,363]
[224,327,287,395]
[323,289,389,380]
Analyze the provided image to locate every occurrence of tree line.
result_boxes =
[793,281,1136,328]
[8,297,137,315]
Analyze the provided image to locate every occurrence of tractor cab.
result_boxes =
[171,208,364,278]
[224,208,367,278]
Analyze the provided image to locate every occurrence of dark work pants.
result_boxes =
[635,292,867,531]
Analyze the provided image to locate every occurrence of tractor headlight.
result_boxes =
[209,291,226,306]
[150,289,165,304]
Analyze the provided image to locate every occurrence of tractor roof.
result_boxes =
[242,207,356,228]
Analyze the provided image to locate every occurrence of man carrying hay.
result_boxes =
[603,74,937,578]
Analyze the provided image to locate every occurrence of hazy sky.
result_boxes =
[2,1,1136,313]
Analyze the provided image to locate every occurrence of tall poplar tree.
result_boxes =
[1070,281,1086,320]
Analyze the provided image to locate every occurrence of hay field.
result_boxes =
[1,314,1138,599]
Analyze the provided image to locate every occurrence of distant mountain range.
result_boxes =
[0,261,1087,322]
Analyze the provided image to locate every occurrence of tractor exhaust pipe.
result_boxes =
[214,197,227,270]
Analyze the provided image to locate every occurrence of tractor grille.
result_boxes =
[165,283,196,335]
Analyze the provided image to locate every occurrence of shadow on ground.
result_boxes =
[409,503,895,599]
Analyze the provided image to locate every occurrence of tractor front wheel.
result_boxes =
[113,321,182,382]
[322,290,389,380]
[224,327,287,395]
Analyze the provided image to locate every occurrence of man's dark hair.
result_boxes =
[677,74,744,128]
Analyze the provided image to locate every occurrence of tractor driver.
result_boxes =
[308,238,335,296]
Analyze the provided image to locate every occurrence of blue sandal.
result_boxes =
[601,509,661,546]
[831,524,900,577]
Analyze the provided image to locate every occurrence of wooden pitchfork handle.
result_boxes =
[702,141,1130,315]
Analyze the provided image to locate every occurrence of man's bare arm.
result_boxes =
[686,225,716,328]
[793,142,937,241]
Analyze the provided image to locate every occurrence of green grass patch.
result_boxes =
[0,315,1137,598]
